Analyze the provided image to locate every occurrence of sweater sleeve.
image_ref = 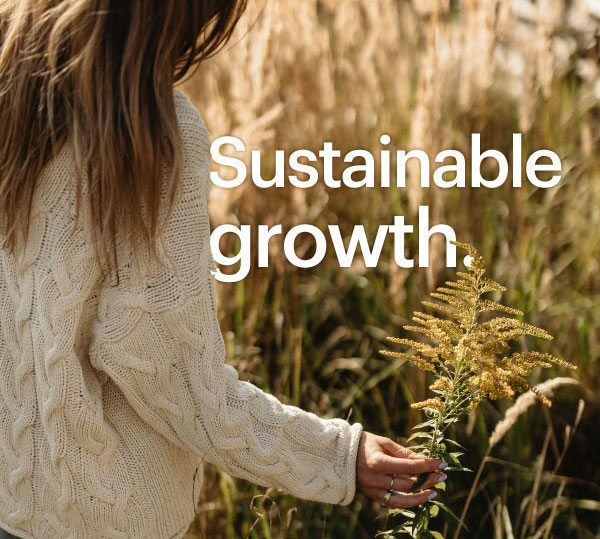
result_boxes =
[88,91,363,506]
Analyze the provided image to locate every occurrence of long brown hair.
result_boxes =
[0,0,247,281]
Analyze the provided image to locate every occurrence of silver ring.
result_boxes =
[383,490,393,508]
[389,474,395,489]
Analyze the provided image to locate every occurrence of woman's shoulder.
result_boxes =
[173,89,209,133]
[172,88,211,162]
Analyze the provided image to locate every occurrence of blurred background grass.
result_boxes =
[179,1,600,537]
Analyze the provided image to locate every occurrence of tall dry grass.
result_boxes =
[179,1,600,537]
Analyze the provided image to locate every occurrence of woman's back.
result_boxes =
[0,90,212,539]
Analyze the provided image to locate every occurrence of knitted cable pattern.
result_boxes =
[0,89,363,539]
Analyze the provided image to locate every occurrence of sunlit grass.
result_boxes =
[181,1,600,537]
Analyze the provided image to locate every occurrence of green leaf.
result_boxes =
[414,508,429,531]
[377,522,416,536]
[444,438,466,450]
[431,531,444,539]
[413,419,437,430]
[430,501,469,531]
[434,481,446,491]
[429,505,440,518]
[376,529,407,537]
[409,472,429,493]
[440,451,461,467]
[442,466,472,472]
[406,431,433,443]
[388,509,416,519]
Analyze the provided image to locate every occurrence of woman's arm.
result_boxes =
[88,92,362,505]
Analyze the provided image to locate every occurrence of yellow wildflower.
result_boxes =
[411,397,445,412]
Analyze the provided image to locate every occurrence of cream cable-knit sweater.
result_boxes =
[0,88,363,539]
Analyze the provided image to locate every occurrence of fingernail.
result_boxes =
[438,462,448,470]
[427,491,438,501]
[436,473,447,484]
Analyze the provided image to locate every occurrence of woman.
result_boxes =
[0,2,447,538]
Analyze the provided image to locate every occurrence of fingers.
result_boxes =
[379,438,419,459]
[362,487,437,509]
[394,472,446,492]
[373,453,447,475]
[361,471,447,492]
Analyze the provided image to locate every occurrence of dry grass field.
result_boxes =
[179,1,600,537]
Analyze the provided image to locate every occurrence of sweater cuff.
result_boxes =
[340,422,364,506]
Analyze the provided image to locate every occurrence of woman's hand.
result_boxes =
[356,431,448,509]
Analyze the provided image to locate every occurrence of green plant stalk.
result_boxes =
[409,275,482,538]
[409,363,465,537]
